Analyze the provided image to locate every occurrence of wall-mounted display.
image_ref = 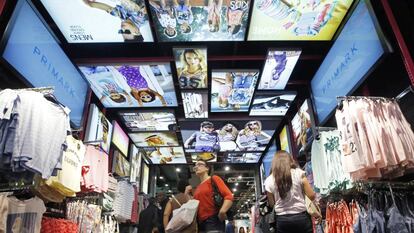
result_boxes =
[262,139,277,176]
[112,121,130,156]
[0,0,88,127]
[40,0,154,43]
[279,125,291,153]
[173,48,208,89]
[181,120,274,153]
[78,63,177,108]
[311,0,389,124]
[258,50,301,90]
[142,163,149,194]
[118,111,177,132]
[249,93,296,116]
[224,153,261,163]
[143,147,187,164]
[84,104,113,153]
[248,0,354,41]
[211,70,259,112]
[129,145,142,183]
[191,153,217,162]
[149,0,251,41]
[291,99,315,154]
[112,149,131,177]
[182,92,208,118]
[119,111,177,132]
[129,132,180,147]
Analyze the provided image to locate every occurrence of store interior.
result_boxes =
[0,0,413,232]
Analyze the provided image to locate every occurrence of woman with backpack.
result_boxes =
[163,179,197,233]
[193,160,233,233]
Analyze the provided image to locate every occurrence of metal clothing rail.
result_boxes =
[395,85,414,102]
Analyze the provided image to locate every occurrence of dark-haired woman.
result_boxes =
[265,151,316,233]
[163,179,197,233]
[193,160,233,233]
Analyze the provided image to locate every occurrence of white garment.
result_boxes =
[7,196,46,233]
[264,168,306,215]
[11,91,70,178]
[0,89,19,120]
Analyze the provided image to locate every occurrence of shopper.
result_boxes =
[157,192,169,233]
[138,197,161,233]
[163,179,197,232]
[239,227,246,233]
[193,160,233,233]
[225,219,235,233]
[264,151,315,233]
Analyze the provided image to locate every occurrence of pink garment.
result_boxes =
[81,146,109,193]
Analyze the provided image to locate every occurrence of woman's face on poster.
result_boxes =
[185,52,201,68]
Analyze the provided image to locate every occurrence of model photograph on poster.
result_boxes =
[182,92,208,118]
[79,63,178,108]
[181,120,274,153]
[148,0,251,41]
[211,71,259,112]
[173,48,208,89]
[84,104,113,153]
[40,0,154,42]
[143,147,187,164]
[291,99,315,154]
[113,150,131,177]
[258,50,301,90]
[129,132,180,147]
[279,125,291,153]
[119,111,177,132]
[112,121,130,156]
[248,0,354,40]
[249,93,296,116]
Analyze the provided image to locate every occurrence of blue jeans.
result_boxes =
[199,215,225,233]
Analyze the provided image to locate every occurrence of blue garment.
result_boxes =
[225,222,235,233]
[353,204,368,233]
[233,74,254,89]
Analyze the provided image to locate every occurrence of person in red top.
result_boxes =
[193,159,233,233]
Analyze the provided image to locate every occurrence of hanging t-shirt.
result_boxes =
[0,194,9,233]
[46,135,86,196]
[11,91,70,178]
[81,145,109,193]
[6,196,46,233]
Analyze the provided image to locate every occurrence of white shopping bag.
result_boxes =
[165,199,199,233]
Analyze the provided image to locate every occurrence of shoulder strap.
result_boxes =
[172,195,182,207]
[211,176,220,195]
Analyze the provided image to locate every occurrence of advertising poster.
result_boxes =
[291,99,314,154]
[311,0,387,124]
[112,121,130,156]
[182,92,209,118]
[129,145,142,183]
[262,139,277,176]
[258,50,301,90]
[79,63,178,108]
[84,104,113,153]
[224,153,261,163]
[279,125,290,153]
[180,120,274,153]
[249,93,296,116]
[173,48,208,89]
[149,0,251,41]
[40,0,154,42]
[119,111,177,132]
[142,163,149,194]
[211,71,259,112]
[112,149,131,177]
[143,147,187,164]
[248,0,354,40]
[129,132,180,147]
[1,0,89,127]
[191,153,217,162]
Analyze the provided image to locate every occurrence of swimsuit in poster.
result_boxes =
[182,92,209,118]
[118,111,177,132]
[291,99,314,154]
[143,147,187,164]
[211,71,259,112]
[84,104,113,153]
[249,93,296,116]
[149,0,251,41]
[129,132,180,147]
[40,0,154,42]
[173,48,208,89]
[258,50,301,90]
[180,120,274,153]
[248,0,354,41]
[79,63,178,108]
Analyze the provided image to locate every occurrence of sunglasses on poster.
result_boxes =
[118,29,132,35]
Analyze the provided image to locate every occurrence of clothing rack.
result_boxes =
[395,85,414,102]
[16,86,55,95]
[0,180,35,193]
